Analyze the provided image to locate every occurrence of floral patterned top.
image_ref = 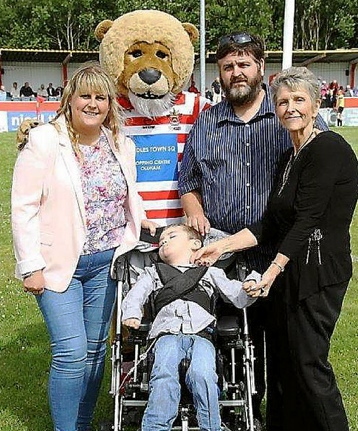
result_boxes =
[78,133,128,254]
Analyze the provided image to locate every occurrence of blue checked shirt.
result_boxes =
[178,84,327,271]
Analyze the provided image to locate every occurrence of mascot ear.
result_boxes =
[94,20,114,42]
[182,23,199,44]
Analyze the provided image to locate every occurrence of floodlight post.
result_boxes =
[282,0,295,69]
[199,0,206,95]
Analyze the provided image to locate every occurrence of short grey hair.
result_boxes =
[271,67,321,105]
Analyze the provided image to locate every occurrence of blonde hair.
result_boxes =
[52,61,123,159]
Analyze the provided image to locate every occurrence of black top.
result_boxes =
[251,131,358,303]
[47,86,56,97]
[19,85,34,97]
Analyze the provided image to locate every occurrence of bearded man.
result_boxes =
[178,32,327,431]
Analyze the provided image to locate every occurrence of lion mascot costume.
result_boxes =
[94,10,211,226]
[16,10,211,227]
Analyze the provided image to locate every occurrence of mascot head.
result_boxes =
[95,10,199,118]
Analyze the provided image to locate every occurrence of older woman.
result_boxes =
[11,62,156,431]
[192,67,357,431]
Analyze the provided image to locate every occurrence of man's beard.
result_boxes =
[222,72,263,106]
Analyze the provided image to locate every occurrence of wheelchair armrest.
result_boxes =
[127,319,152,345]
[216,315,240,338]
[138,320,151,333]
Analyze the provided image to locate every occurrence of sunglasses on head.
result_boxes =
[217,33,254,50]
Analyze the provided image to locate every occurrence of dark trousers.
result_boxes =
[266,281,349,431]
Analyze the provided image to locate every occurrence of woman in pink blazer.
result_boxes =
[11,62,156,431]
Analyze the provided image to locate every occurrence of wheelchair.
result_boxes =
[109,229,260,431]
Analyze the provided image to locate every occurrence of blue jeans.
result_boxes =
[36,249,117,431]
[142,333,221,431]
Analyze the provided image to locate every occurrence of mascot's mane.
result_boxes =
[129,92,176,118]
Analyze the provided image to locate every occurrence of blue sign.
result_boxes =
[134,134,178,182]
[7,111,57,132]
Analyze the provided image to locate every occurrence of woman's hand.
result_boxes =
[243,253,288,297]
[192,228,258,266]
[243,265,281,298]
[23,270,45,295]
[141,219,159,236]
[191,240,226,266]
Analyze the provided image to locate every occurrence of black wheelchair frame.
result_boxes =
[109,233,259,431]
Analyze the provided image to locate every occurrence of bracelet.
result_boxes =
[271,261,285,272]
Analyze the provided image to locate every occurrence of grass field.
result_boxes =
[0,128,357,431]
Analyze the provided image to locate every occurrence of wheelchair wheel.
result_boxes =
[254,417,264,431]
[221,406,248,431]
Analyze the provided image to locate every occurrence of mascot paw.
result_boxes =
[16,119,44,151]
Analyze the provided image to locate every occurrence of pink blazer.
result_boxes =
[11,115,146,292]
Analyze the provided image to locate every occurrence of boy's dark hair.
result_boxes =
[216,32,265,63]
[161,224,203,245]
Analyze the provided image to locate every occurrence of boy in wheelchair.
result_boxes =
[121,224,261,431]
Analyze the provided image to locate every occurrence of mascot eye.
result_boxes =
[156,51,168,59]
[130,50,143,58]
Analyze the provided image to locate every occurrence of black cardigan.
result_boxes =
[250,131,358,303]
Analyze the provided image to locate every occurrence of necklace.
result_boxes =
[293,129,315,157]
[278,129,316,196]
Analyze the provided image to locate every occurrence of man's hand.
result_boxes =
[181,191,210,236]
[122,318,141,329]
[185,213,211,237]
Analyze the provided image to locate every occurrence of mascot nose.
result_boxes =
[139,68,162,85]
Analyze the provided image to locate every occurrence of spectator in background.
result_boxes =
[344,85,353,97]
[0,85,6,101]
[37,84,48,98]
[320,80,328,107]
[47,82,57,98]
[20,82,35,99]
[326,80,339,108]
[211,76,222,104]
[55,86,64,98]
[335,88,345,126]
[11,82,20,100]
[329,79,339,94]
[326,88,336,108]
[205,87,213,101]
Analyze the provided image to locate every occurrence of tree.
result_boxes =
[0,0,357,51]
[295,0,357,50]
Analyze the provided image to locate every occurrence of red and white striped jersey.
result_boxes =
[119,91,211,226]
